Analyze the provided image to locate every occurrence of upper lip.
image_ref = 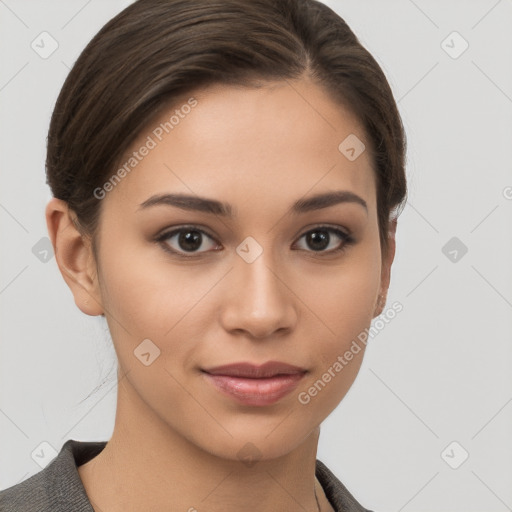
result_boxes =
[202,361,307,378]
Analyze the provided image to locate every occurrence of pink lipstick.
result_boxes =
[201,361,307,406]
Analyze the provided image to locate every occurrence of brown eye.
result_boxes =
[294,226,354,254]
[157,226,220,256]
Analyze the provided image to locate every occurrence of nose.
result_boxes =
[219,251,298,340]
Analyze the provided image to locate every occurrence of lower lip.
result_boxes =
[202,371,306,406]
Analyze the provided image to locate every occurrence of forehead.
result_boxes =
[102,79,376,217]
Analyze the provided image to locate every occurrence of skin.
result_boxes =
[46,76,396,512]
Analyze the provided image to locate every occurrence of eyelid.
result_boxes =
[155,225,220,255]
[296,223,352,238]
[155,223,354,258]
[293,224,354,254]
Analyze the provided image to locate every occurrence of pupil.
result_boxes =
[176,230,331,253]
[179,230,201,251]
[307,230,329,251]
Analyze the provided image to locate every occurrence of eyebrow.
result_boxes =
[138,190,368,216]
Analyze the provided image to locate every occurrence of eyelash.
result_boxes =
[155,224,355,259]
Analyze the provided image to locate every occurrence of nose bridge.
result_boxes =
[241,251,282,307]
[220,238,296,337]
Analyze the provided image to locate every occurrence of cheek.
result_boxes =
[304,249,381,348]
[296,245,381,409]
[95,235,168,346]
[97,237,216,374]
[295,283,376,418]
[98,227,189,324]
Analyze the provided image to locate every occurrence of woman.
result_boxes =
[0,0,407,510]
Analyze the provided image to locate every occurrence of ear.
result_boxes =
[45,197,104,316]
[373,217,397,318]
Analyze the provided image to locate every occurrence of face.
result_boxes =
[51,77,394,461]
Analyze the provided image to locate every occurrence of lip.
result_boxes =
[202,361,307,378]
[201,361,307,406]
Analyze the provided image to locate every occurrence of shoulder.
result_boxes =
[316,459,375,512]
[0,439,107,512]
[0,465,52,512]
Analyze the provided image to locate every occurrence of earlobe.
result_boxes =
[45,198,104,317]
[373,294,383,318]
[373,217,397,318]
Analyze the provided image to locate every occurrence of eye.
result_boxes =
[156,226,220,257]
[155,224,355,259]
[293,226,354,255]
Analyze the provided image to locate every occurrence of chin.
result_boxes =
[188,423,315,465]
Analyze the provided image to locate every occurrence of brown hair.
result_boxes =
[46,0,407,259]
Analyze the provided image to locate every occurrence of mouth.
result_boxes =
[201,361,307,406]
[201,360,307,378]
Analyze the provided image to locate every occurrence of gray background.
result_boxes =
[1,1,511,511]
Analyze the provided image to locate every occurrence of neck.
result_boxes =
[78,371,331,512]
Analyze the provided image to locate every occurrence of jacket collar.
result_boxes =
[1,439,370,512]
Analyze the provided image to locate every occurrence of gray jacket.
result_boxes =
[0,439,372,511]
